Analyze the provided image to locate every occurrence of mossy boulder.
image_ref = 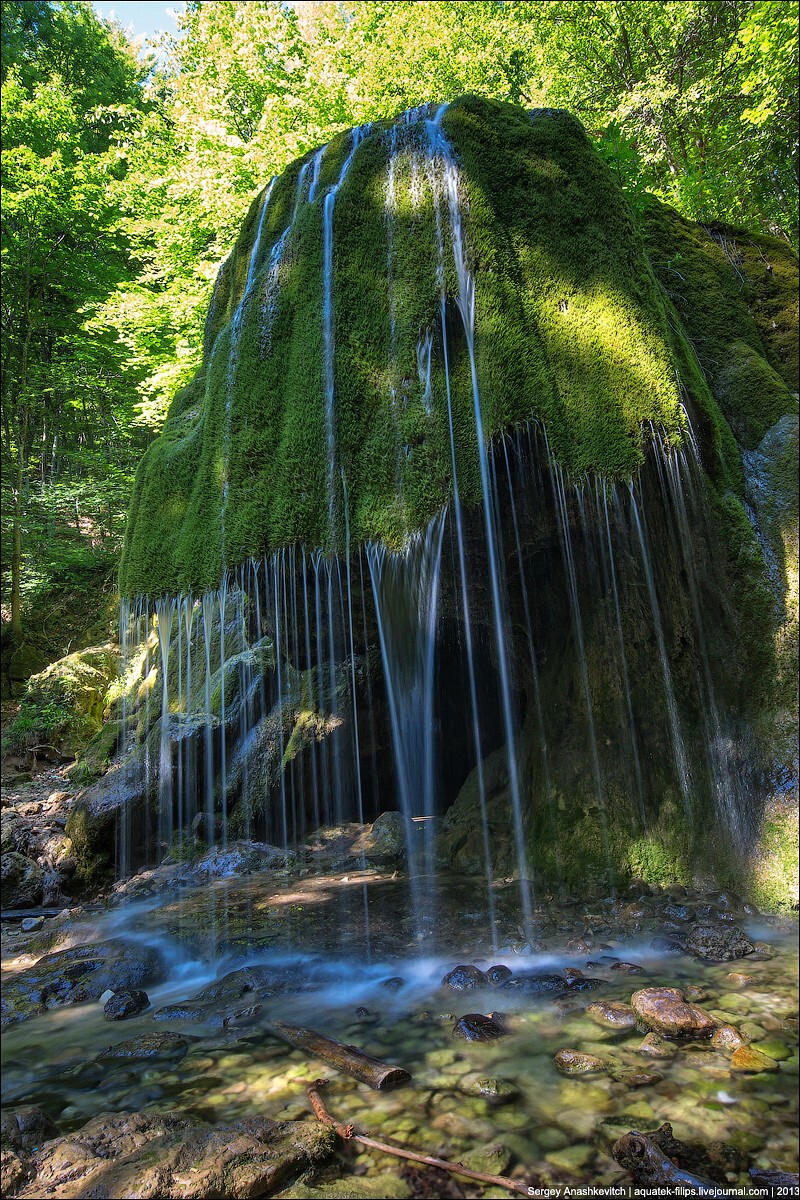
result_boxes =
[120,97,730,596]
[3,645,119,760]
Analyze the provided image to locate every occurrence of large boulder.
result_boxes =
[685,923,756,961]
[630,986,717,1039]
[12,1110,334,1200]
[3,645,118,760]
[1,939,167,1029]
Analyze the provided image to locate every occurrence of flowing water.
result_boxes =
[2,890,798,1191]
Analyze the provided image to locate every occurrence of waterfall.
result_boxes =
[366,513,446,938]
[221,180,276,563]
[322,124,372,544]
[111,105,768,941]
[427,105,533,928]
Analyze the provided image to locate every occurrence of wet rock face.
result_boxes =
[0,852,44,909]
[630,986,718,1040]
[103,990,150,1020]
[0,1107,60,1153]
[685,923,756,961]
[452,1013,509,1041]
[12,1110,334,1200]
[187,841,291,881]
[441,965,488,990]
[0,939,167,1030]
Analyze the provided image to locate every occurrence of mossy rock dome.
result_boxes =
[121,95,745,597]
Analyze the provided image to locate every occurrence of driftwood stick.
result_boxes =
[306,1079,531,1197]
[271,1020,410,1090]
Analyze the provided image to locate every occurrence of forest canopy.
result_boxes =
[1,0,798,650]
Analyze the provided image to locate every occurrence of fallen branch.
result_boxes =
[270,1020,410,1090]
[306,1079,531,1197]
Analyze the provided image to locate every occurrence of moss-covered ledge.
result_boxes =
[120,96,750,598]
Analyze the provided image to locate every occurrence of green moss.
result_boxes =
[640,198,799,448]
[746,801,799,912]
[120,97,740,597]
[67,717,124,787]
[715,341,797,450]
[2,645,118,758]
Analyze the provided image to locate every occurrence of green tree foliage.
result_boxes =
[1,0,150,645]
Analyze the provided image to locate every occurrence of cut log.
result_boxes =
[269,1021,410,1090]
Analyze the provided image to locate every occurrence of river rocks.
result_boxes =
[650,935,686,955]
[610,1067,663,1087]
[752,1039,792,1060]
[636,1032,678,1057]
[452,1013,509,1041]
[461,1141,512,1174]
[98,1032,194,1060]
[502,973,567,993]
[0,1107,60,1152]
[441,964,488,990]
[683,984,710,1002]
[730,1046,780,1073]
[553,1048,607,1074]
[712,1024,748,1051]
[726,972,757,988]
[610,960,645,975]
[153,964,306,1026]
[1,939,167,1029]
[103,990,150,1020]
[1,852,44,908]
[486,964,512,984]
[748,940,776,960]
[467,1076,519,1104]
[630,987,718,1039]
[586,1001,637,1029]
[12,1110,334,1200]
[685,923,755,961]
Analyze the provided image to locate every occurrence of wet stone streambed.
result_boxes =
[1,871,798,1198]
